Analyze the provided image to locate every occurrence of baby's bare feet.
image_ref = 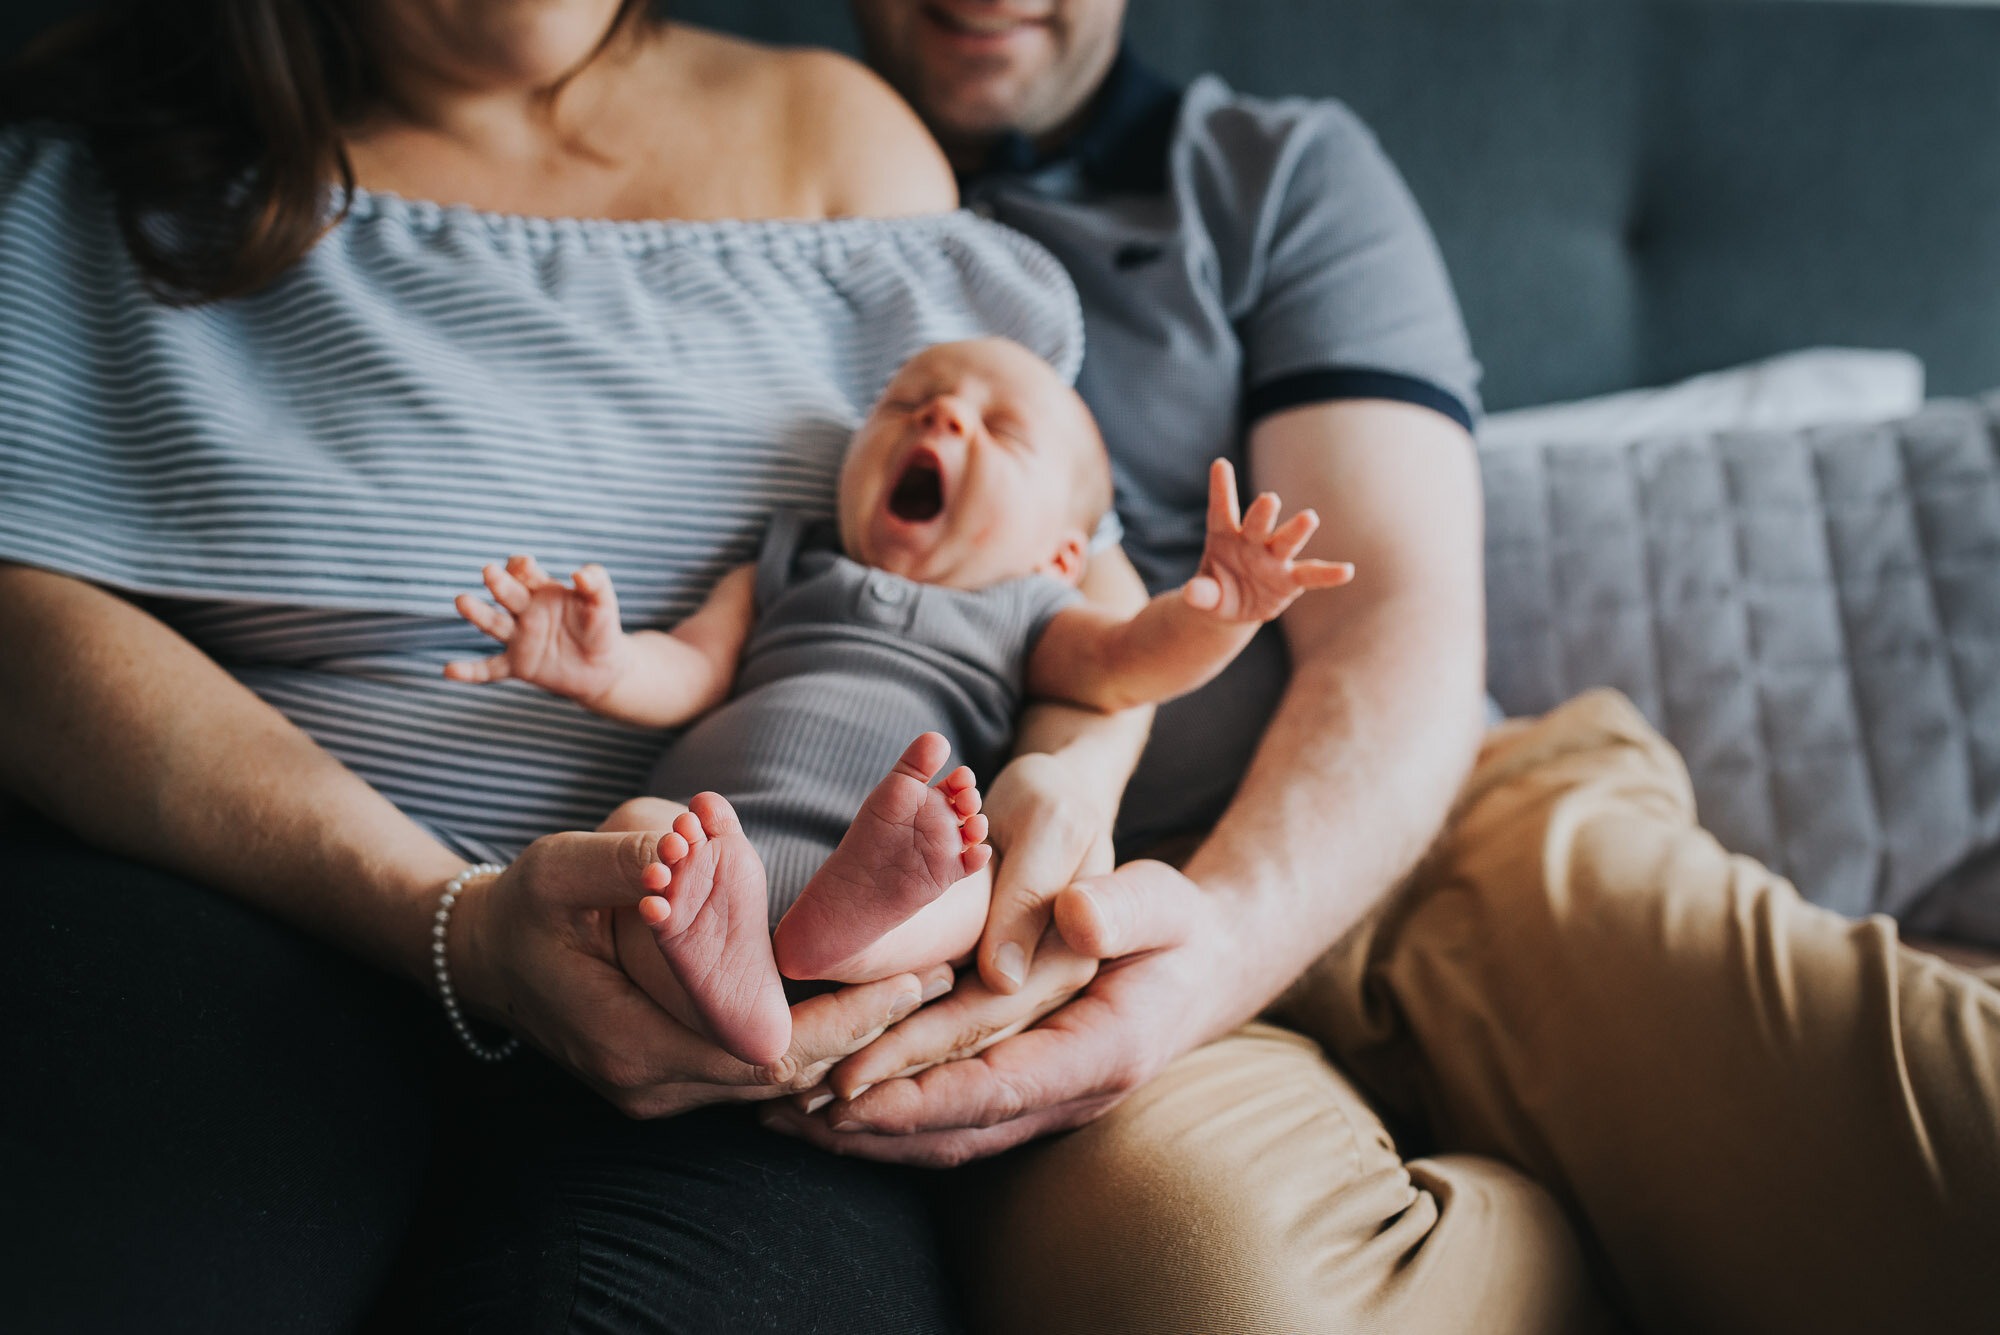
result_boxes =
[634,793,791,1066]
[773,732,991,981]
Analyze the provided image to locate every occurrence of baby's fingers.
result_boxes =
[442,652,513,684]
[507,553,556,590]
[1269,508,1320,560]
[482,562,532,615]
[1205,457,1242,534]
[456,591,516,642]
[1292,559,1356,589]
[572,563,615,602]
[1241,491,1282,543]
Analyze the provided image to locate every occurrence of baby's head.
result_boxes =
[838,338,1112,591]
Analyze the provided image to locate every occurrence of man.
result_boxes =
[764,4,2000,1331]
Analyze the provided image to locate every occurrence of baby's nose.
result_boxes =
[919,396,972,437]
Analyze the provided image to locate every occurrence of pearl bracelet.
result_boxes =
[432,862,520,1063]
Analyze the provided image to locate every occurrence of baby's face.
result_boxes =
[839,339,1099,590]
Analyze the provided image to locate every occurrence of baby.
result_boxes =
[446,338,1350,1065]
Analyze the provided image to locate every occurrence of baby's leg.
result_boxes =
[772,733,991,982]
[600,795,791,1066]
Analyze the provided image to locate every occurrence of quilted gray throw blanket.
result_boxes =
[1482,397,2000,947]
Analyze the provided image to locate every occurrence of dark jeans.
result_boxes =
[0,820,965,1334]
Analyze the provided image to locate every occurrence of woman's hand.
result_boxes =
[972,748,1118,993]
[449,827,951,1118]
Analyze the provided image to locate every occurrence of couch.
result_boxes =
[7,0,1997,927]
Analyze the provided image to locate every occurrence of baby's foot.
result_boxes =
[773,732,991,981]
[635,793,791,1066]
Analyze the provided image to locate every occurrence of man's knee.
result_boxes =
[954,1025,1599,1335]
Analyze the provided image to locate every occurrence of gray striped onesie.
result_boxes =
[648,511,1079,927]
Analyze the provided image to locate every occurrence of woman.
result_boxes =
[0,2,1142,1328]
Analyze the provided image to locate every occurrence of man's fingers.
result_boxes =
[826,995,1134,1135]
[758,1094,1112,1167]
[482,562,531,614]
[1270,507,1319,558]
[1293,559,1356,589]
[442,652,512,684]
[1053,860,1202,958]
[831,939,1092,1099]
[826,986,1027,1101]
[456,592,515,642]
[1205,457,1241,533]
[781,967,947,1078]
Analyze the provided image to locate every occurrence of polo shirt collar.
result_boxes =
[959,45,1184,195]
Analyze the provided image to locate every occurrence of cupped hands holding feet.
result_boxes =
[626,733,991,1066]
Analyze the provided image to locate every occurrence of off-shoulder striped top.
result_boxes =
[0,128,1084,862]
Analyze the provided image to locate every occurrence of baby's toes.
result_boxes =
[960,812,989,848]
[671,811,706,856]
[942,767,981,815]
[961,842,994,877]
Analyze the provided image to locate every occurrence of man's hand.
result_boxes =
[445,554,632,706]
[759,861,1227,1166]
[974,749,1117,992]
[1183,458,1353,621]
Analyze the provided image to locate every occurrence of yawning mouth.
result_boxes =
[887,453,946,523]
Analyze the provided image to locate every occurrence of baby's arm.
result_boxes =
[445,554,756,729]
[1028,459,1353,712]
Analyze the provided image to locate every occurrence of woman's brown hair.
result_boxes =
[1,0,648,305]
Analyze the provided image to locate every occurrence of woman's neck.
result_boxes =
[341,24,833,224]
[361,27,638,166]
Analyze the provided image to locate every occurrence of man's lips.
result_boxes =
[922,3,1051,42]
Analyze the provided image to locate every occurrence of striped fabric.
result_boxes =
[0,129,1084,861]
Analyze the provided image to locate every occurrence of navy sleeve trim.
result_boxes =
[1244,368,1475,434]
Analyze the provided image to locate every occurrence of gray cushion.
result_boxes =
[1483,401,2000,940]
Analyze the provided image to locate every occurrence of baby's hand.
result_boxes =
[444,555,631,705]
[1184,459,1354,622]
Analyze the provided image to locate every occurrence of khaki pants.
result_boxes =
[960,690,2000,1334]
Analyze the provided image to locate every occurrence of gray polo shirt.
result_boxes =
[962,50,1482,852]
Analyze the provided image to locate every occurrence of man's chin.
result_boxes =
[916,75,1045,139]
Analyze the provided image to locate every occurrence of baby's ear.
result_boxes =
[1040,531,1090,586]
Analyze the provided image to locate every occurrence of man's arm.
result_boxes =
[1169,398,1485,1021]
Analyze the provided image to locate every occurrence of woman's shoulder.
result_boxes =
[0,124,90,197]
[0,126,116,263]
[658,24,955,220]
